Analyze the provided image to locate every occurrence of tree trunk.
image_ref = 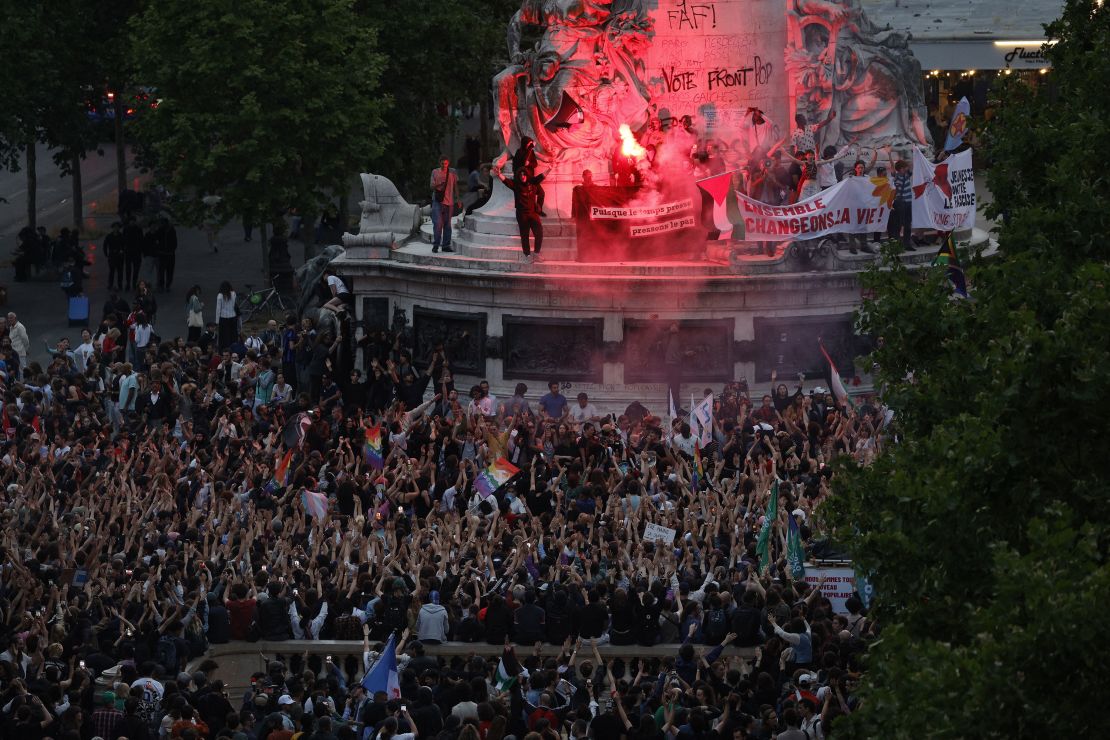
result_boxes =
[71,153,83,234]
[261,222,271,279]
[25,142,37,230]
[114,92,127,197]
[336,191,349,239]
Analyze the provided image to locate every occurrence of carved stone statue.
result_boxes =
[493,0,655,181]
[786,0,932,149]
[296,244,345,336]
[342,173,422,248]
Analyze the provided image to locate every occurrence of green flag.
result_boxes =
[787,510,806,579]
[756,479,778,572]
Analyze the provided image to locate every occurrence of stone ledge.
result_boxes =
[186,640,757,695]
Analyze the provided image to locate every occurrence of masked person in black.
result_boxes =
[511,136,546,216]
[495,155,547,263]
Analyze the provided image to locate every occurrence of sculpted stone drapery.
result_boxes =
[493,0,655,178]
[786,0,932,149]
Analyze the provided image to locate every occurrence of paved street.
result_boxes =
[0,146,300,365]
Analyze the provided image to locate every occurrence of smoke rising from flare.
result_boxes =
[619,124,646,159]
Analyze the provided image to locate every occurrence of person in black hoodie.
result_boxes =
[494,152,547,262]
[258,582,293,641]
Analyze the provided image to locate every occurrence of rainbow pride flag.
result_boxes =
[302,489,329,519]
[475,457,521,499]
[274,449,294,486]
[364,424,384,470]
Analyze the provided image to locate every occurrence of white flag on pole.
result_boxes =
[691,394,713,447]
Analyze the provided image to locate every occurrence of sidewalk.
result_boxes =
[5,213,307,366]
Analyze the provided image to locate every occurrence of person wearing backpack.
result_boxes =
[155,620,187,676]
[377,580,411,638]
[701,593,729,645]
[730,590,764,647]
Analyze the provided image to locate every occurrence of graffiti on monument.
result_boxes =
[623,319,733,383]
[645,0,790,170]
[412,307,486,377]
[503,317,604,383]
[752,314,859,383]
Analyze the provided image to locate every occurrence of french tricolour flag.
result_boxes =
[361,633,401,698]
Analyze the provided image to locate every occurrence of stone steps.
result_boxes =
[390,244,738,277]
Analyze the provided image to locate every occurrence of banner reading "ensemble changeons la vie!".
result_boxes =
[735,176,893,240]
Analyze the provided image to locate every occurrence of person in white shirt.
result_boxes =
[244,332,264,354]
[569,392,602,426]
[131,314,153,370]
[271,373,292,406]
[6,312,29,377]
[321,268,351,317]
[73,330,95,372]
[214,281,238,350]
[670,421,697,457]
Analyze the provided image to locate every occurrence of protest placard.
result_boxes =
[643,522,677,544]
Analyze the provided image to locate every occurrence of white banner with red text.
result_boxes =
[911,148,976,231]
[735,176,893,240]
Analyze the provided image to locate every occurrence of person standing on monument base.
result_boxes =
[790,109,836,157]
[494,162,546,264]
[430,156,459,253]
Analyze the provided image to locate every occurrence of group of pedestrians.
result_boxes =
[101,216,179,293]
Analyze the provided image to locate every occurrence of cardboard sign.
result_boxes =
[803,565,858,615]
[643,522,677,544]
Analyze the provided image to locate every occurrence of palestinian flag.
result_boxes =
[494,646,523,690]
[696,170,744,240]
[282,411,313,449]
[932,231,969,299]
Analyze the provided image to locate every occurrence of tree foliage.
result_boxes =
[0,0,104,225]
[131,0,388,232]
[362,0,517,197]
[825,2,1110,737]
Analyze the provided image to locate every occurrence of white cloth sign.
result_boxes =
[736,176,892,240]
[690,394,713,447]
[803,566,858,615]
[643,523,677,544]
[911,148,976,231]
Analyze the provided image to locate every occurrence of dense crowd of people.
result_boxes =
[0,282,885,740]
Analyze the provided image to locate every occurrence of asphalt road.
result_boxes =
[0,142,139,241]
